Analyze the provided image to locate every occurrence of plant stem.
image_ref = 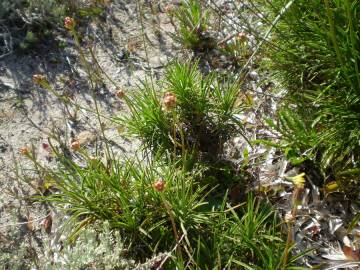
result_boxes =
[162,198,183,261]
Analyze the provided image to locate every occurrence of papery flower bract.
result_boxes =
[153,179,166,192]
[70,140,80,151]
[20,146,30,156]
[32,74,46,85]
[116,89,125,99]
[236,32,247,41]
[163,92,176,110]
[89,155,97,161]
[64,17,75,30]
[164,4,173,13]
[40,215,52,234]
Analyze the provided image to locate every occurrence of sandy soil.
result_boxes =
[0,0,178,261]
[1,1,358,268]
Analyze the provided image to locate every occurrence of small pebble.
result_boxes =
[249,71,259,81]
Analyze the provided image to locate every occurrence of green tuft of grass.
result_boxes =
[259,0,360,195]
[35,151,212,259]
[118,61,244,161]
[170,0,215,51]
[33,145,304,267]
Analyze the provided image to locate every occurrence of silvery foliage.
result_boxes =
[0,220,135,270]
[37,221,135,270]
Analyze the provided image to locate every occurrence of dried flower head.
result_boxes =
[88,155,97,161]
[153,179,166,192]
[64,17,75,30]
[116,89,125,99]
[163,92,176,110]
[236,32,247,41]
[164,4,174,13]
[42,143,50,150]
[42,142,53,155]
[284,212,294,223]
[70,140,81,151]
[20,146,30,156]
[41,215,52,234]
[32,74,46,85]
[26,216,34,232]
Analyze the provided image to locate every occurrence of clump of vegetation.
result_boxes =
[0,0,106,52]
[27,144,301,268]
[19,48,303,268]
[1,0,66,50]
[35,153,211,258]
[119,61,243,161]
[261,0,360,195]
[0,221,135,269]
[18,56,309,268]
[171,0,215,51]
[8,0,354,267]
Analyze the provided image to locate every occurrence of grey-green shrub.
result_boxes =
[38,222,135,270]
[0,222,135,270]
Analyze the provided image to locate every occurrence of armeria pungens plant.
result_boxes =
[31,146,212,261]
[170,0,215,51]
[18,137,305,268]
[118,60,244,162]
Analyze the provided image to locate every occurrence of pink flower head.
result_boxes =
[42,142,52,154]
[153,179,166,192]
[116,89,125,99]
[64,17,75,30]
[164,4,174,13]
[236,32,247,41]
[70,140,80,151]
[19,146,30,156]
[163,92,176,110]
